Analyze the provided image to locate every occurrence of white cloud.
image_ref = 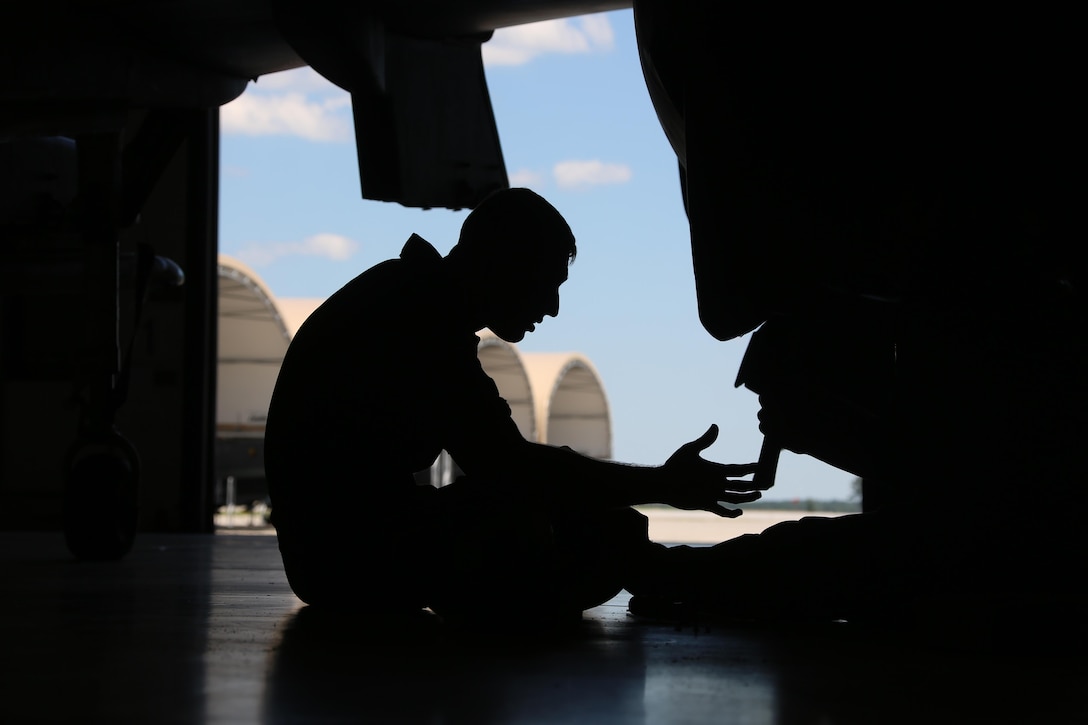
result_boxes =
[221,92,351,142]
[303,233,358,260]
[234,233,360,267]
[252,66,342,94]
[221,66,352,142]
[508,168,545,188]
[483,14,615,67]
[553,159,632,189]
[578,14,615,48]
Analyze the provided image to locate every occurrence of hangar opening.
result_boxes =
[215,255,290,515]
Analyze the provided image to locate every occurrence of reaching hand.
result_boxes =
[660,424,761,518]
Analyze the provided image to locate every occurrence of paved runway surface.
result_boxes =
[2,529,1084,724]
[212,507,842,543]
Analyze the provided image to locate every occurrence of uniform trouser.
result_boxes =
[273,477,652,623]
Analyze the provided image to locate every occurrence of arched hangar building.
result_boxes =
[216,255,612,505]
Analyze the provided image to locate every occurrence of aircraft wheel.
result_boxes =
[63,428,141,561]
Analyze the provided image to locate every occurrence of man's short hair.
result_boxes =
[457,187,577,264]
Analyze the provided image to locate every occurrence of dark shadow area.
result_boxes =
[264,605,649,725]
[631,0,1086,644]
[3,6,1085,722]
[0,533,214,723]
[3,532,1085,723]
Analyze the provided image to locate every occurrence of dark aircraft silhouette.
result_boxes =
[633,2,1084,632]
[634,2,1082,491]
[1,0,1083,642]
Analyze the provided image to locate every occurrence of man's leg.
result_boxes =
[274,501,434,613]
[627,510,917,623]
[426,477,652,625]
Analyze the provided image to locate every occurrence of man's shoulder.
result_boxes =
[345,234,442,292]
[334,240,435,300]
[400,233,442,265]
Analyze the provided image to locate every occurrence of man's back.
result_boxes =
[264,233,518,536]
[266,238,445,507]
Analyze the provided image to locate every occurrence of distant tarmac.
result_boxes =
[638,507,847,545]
[215,507,847,546]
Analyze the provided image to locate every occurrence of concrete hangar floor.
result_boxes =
[4,527,1086,724]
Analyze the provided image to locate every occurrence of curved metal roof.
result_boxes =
[216,259,611,460]
[477,329,536,442]
[522,351,612,459]
[216,255,291,431]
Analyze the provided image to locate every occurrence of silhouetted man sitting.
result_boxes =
[264,188,760,625]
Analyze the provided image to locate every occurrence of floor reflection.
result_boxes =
[263,605,649,724]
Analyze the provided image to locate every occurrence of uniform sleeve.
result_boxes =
[435,333,525,474]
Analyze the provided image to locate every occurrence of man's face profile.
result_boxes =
[488,250,569,343]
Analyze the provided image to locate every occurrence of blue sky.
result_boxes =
[218,10,856,501]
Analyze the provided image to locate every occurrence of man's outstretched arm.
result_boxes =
[458,424,764,517]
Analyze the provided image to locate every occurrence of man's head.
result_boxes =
[456,187,576,263]
[448,188,576,343]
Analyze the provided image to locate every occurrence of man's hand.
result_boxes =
[660,424,762,518]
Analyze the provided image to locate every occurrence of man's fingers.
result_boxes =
[721,490,762,504]
[686,424,719,452]
[720,462,759,476]
[708,503,743,518]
